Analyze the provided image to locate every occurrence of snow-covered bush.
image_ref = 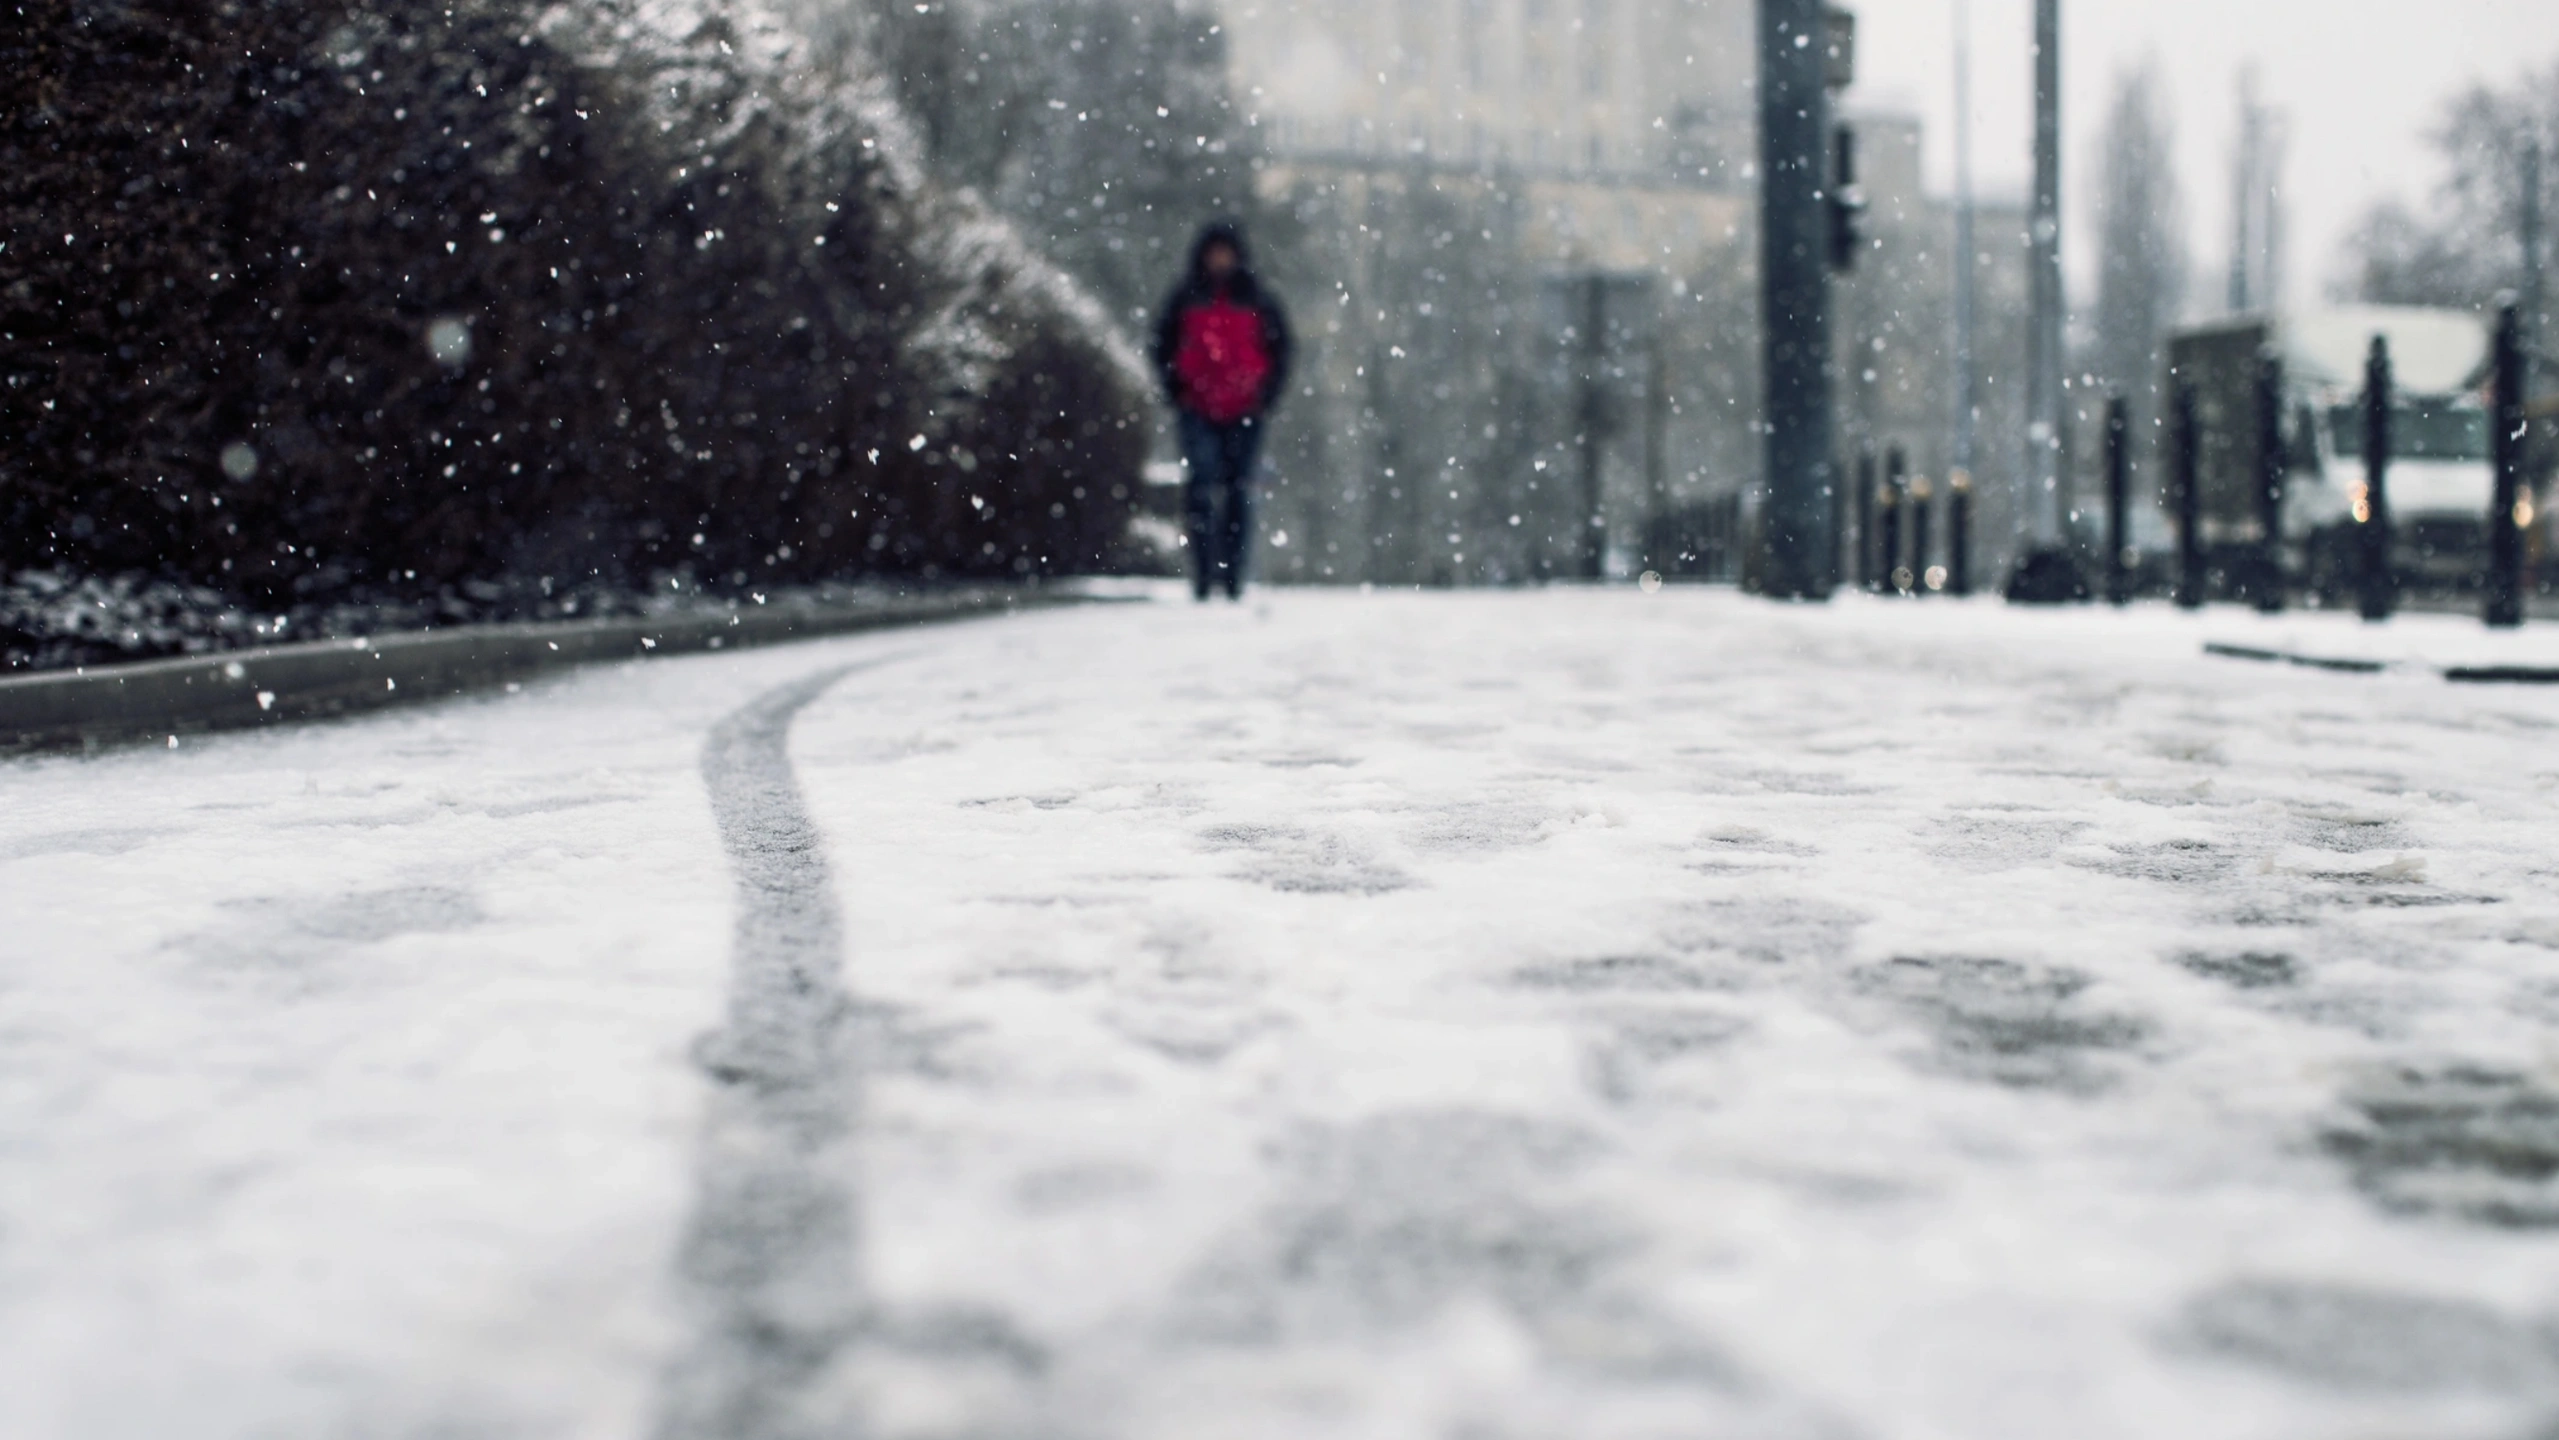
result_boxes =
[0,0,1149,662]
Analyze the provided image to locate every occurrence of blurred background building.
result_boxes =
[1221,0,2031,587]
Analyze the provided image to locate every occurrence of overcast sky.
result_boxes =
[1844,0,2559,314]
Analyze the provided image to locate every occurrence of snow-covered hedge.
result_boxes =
[0,0,1150,664]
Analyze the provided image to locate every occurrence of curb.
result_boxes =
[2444,665,2559,684]
[2199,642,2387,674]
[2202,641,2559,684]
[0,585,1096,753]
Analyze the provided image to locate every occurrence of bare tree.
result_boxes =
[2224,67,2286,315]
[2335,56,2559,318]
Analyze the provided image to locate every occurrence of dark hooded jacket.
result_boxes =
[1152,222,1292,421]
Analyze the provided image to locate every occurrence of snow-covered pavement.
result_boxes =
[8,588,2559,1439]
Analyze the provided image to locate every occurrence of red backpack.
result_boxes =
[1173,298,1272,423]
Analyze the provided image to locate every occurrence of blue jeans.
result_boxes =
[1179,412,1262,598]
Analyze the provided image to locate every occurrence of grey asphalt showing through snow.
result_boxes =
[656,662,871,1440]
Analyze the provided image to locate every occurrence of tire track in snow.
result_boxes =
[655,662,873,1440]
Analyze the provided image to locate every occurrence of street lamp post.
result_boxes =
[1949,0,1977,560]
[2027,0,2064,546]
[1755,0,1853,599]
[2007,0,2078,602]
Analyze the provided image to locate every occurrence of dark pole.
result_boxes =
[1579,273,1607,581]
[2022,0,2064,551]
[1950,0,1976,528]
[1645,321,1669,573]
[1368,339,1401,582]
[1948,470,1973,595]
[1829,445,1848,589]
[2526,139,2544,408]
[1855,447,1877,589]
[1910,473,1935,592]
[2528,143,2548,604]
[2104,394,2130,604]
[1360,173,1397,584]
[1882,444,1907,593]
[2253,346,2286,613]
[2173,380,2203,609]
[2359,335,2395,622]
[2488,300,2526,627]
[1757,0,1838,599]
[1831,124,1860,271]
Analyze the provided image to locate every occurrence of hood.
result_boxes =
[1187,220,1254,283]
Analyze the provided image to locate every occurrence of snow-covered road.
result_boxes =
[9,589,2559,1439]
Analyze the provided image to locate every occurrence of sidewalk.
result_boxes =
[795,589,2559,1437]
[5,587,2559,1439]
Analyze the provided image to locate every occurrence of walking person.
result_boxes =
[1154,220,1291,601]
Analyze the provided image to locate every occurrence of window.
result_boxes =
[1462,0,1493,89]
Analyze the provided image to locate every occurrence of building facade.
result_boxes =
[1228,0,1751,182]
[1211,0,2031,586]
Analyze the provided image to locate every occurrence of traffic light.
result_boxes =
[1829,124,1866,272]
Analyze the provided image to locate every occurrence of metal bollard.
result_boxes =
[1880,445,1907,595]
[1827,444,1846,590]
[2360,335,2396,622]
[1909,474,1936,593]
[2173,381,2203,610]
[2254,347,2287,613]
[2488,302,2526,628]
[1856,448,1878,591]
[2104,395,2131,606]
[1947,469,1973,596]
